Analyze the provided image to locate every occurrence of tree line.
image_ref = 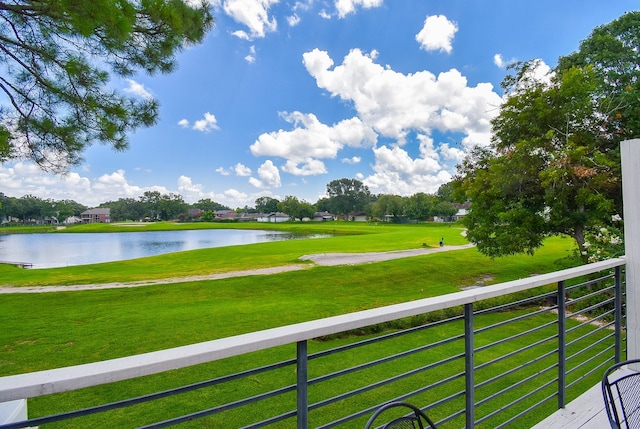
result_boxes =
[0,179,460,224]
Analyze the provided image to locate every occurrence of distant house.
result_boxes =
[187,208,204,219]
[63,216,82,224]
[257,212,290,223]
[453,202,471,222]
[433,202,471,223]
[81,208,111,224]
[348,211,368,222]
[215,210,238,220]
[313,211,336,222]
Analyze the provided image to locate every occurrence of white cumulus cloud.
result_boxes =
[178,113,219,132]
[124,79,153,99]
[335,0,384,18]
[415,15,458,54]
[218,0,279,39]
[298,46,502,195]
[249,160,281,188]
[234,163,252,176]
[250,111,376,176]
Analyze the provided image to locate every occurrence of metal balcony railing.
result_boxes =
[0,257,626,428]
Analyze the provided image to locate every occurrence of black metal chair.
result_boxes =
[602,359,640,428]
[364,401,437,429]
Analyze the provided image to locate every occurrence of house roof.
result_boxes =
[82,208,110,215]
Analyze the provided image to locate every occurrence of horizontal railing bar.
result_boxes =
[566,309,614,335]
[566,321,616,349]
[479,376,557,426]
[309,355,464,411]
[1,258,624,403]
[475,318,557,354]
[138,384,297,429]
[565,272,614,291]
[309,314,464,360]
[566,299,615,322]
[568,290,614,309]
[475,360,556,408]
[474,290,554,316]
[494,389,557,429]
[309,335,464,386]
[475,305,556,336]
[566,356,613,392]
[475,333,557,374]
[567,334,615,365]
[475,345,558,389]
[566,345,615,382]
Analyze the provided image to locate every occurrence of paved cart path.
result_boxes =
[0,244,474,293]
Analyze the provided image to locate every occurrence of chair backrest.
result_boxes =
[602,359,640,428]
[364,402,437,429]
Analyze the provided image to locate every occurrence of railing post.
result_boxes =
[464,303,474,428]
[614,266,623,363]
[557,280,566,409]
[621,139,640,358]
[297,340,309,429]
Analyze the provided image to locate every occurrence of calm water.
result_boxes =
[0,229,302,269]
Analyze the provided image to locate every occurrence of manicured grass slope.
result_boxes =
[0,234,575,374]
[0,224,582,427]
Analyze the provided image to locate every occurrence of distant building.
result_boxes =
[257,212,290,223]
[348,211,368,222]
[313,211,336,222]
[81,208,111,223]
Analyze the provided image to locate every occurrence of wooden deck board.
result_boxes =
[532,366,637,429]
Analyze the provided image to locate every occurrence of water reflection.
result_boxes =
[0,229,321,269]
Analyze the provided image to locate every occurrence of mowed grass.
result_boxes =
[0,225,576,375]
[0,224,583,427]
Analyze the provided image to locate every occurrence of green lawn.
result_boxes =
[0,223,586,427]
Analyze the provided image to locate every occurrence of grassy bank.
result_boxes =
[0,223,583,427]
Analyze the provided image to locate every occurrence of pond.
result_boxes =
[0,229,316,269]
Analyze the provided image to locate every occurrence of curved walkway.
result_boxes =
[0,244,474,294]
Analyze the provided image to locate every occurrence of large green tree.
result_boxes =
[325,178,373,217]
[455,12,638,258]
[0,0,213,170]
[371,194,405,222]
[254,196,279,213]
[277,195,315,221]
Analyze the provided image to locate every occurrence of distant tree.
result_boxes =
[325,178,373,218]
[200,210,215,222]
[255,196,280,213]
[0,0,213,170]
[406,192,436,221]
[157,193,187,220]
[432,200,459,221]
[101,198,144,222]
[277,196,315,221]
[315,197,331,213]
[140,191,162,221]
[53,199,87,222]
[436,182,455,202]
[371,194,405,222]
[193,198,230,212]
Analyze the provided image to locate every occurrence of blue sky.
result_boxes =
[1,0,637,208]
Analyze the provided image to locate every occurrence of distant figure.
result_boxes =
[440,237,444,247]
